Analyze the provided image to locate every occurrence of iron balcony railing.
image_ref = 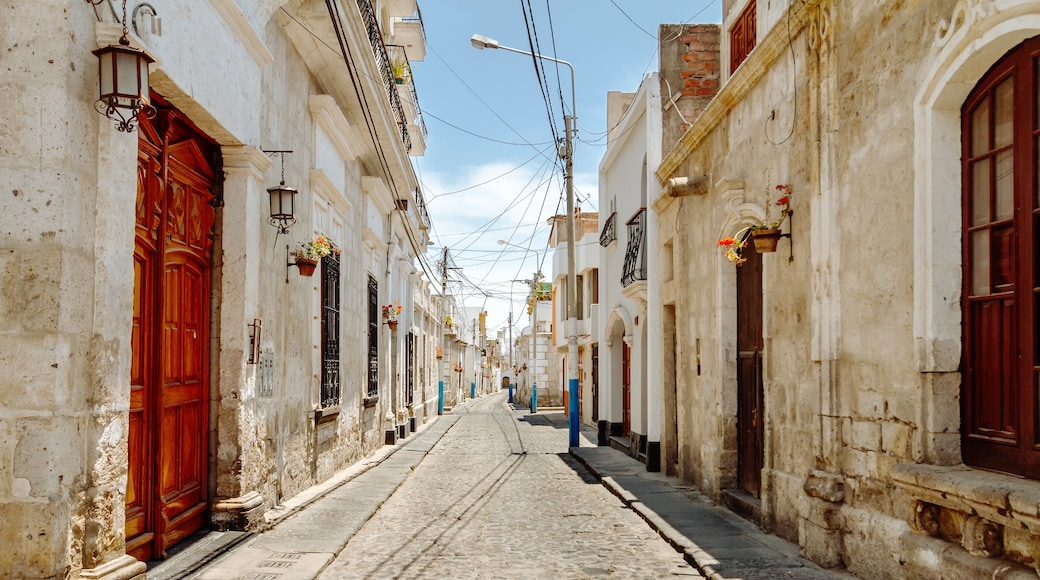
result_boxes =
[599,211,617,247]
[386,44,428,143]
[356,0,412,152]
[621,208,647,287]
[413,187,431,230]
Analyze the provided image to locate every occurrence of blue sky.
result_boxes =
[410,1,723,333]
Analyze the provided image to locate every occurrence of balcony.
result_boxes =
[621,208,647,287]
[599,211,617,248]
[386,44,428,156]
[356,0,411,153]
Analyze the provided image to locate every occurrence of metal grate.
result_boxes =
[367,275,379,398]
[321,251,341,407]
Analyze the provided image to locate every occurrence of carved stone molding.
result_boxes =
[804,0,833,52]
[935,0,997,48]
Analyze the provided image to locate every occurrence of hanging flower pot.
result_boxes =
[751,229,782,253]
[295,258,318,276]
[387,320,398,330]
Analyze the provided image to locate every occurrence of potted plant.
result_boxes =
[443,315,453,329]
[436,346,443,360]
[391,60,409,85]
[382,302,403,330]
[717,183,792,264]
[291,235,335,276]
[750,184,792,252]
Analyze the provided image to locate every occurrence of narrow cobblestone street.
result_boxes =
[185,392,699,579]
[318,394,696,579]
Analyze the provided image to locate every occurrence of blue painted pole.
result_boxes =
[508,381,514,403]
[470,382,475,399]
[438,379,444,415]
[568,377,579,447]
[531,381,538,413]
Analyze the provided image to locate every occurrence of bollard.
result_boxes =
[531,382,538,413]
[438,380,444,415]
[470,382,475,399]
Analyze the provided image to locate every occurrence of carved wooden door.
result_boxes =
[736,247,764,497]
[127,104,216,561]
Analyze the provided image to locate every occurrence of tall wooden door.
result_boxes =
[591,344,599,423]
[622,341,632,435]
[127,104,217,561]
[736,247,764,497]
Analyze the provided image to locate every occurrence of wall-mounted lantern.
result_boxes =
[89,0,154,132]
[263,150,297,235]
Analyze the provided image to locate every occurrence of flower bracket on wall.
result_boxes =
[717,183,793,265]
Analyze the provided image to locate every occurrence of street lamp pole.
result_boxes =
[481,35,579,445]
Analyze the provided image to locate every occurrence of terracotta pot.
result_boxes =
[296,258,318,276]
[387,320,398,330]
[751,229,781,253]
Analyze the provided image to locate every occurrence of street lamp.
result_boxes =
[481,35,579,446]
[500,239,542,412]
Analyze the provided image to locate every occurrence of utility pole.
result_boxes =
[507,311,513,403]
[438,246,447,415]
[564,114,579,447]
[530,273,538,413]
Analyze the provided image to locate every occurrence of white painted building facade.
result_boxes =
[0,0,438,576]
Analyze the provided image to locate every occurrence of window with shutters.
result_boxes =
[961,36,1040,478]
[729,1,756,73]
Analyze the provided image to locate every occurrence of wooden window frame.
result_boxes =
[729,0,756,73]
[960,36,1040,478]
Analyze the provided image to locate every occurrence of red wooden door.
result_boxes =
[622,341,632,435]
[961,37,1040,477]
[127,104,216,561]
[736,247,764,497]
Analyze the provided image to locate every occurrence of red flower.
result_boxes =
[717,237,736,247]
[776,196,789,206]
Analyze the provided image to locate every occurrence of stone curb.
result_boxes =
[152,416,455,580]
[569,447,725,580]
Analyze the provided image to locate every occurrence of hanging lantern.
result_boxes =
[264,150,297,234]
[268,183,298,234]
[92,1,154,132]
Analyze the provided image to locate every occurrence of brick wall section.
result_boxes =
[680,25,721,98]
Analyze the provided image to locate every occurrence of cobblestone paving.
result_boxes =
[319,394,699,579]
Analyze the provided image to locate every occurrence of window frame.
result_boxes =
[960,36,1040,478]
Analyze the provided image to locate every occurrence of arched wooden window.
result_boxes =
[961,36,1040,477]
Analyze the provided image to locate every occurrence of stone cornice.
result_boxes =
[209,0,273,67]
[362,176,395,216]
[222,145,273,181]
[656,1,812,182]
[309,95,363,161]
[310,169,351,210]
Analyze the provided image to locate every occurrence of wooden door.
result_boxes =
[961,37,1040,477]
[591,344,599,423]
[736,247,764,497]
[127,105,217,561]
[622,341,632,435]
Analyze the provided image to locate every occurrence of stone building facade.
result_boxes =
[652,0,1040,577]
[0,0,438,577]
